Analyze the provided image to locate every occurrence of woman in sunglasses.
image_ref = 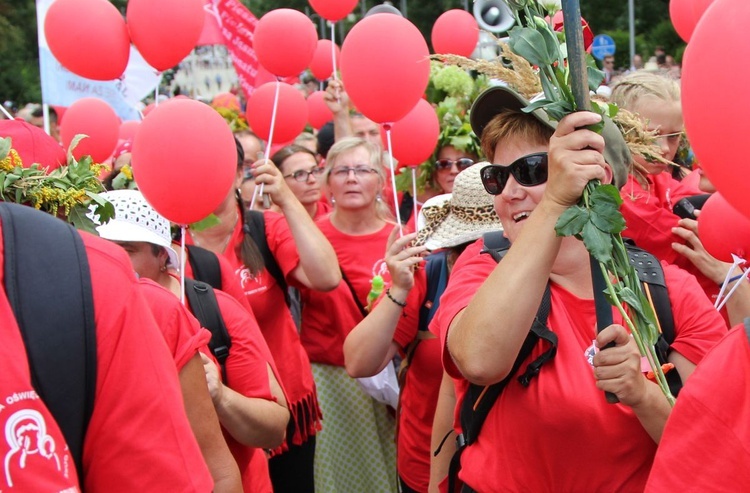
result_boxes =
[299,137,400,493]
[271,144,332,220]
[432,86,726,492]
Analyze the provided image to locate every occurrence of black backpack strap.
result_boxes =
[626,242,682,396]
[187,244,223,291]
[449,284,555,493]
[184,278,232,382]
[0,202,96,482]
[480,231,511,262]
[245,210,290,306]
[340,268,368,318]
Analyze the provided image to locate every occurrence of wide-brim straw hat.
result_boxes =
[470,85,630,189]
[415,162,503,250]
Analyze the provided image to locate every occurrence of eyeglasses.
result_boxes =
[284,167,325,182]
[435,158,474,171]
[242,168,254,182]
[480,153,548,195]
[330,165,378,179]
[656,130,683,145]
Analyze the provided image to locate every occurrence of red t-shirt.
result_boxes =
[646,324,750,491]
[0,230,213,492]
[138,278,211,371]
[386,267,443,492]
[213,289,281,493]
[432,238,727,492]
[187,209,320,447]
[314,199,333,220]
[620,173,719,302]
[300,218,415,367]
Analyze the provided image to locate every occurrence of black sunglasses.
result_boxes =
[480,153,548,195]
[435,158,474,171]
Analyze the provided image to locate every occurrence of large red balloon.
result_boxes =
[131,99,236,224]
[309,0,358,22]
[682,0,750,218]
[306,91,333,130]
[60,98,120,163]
[45,0,130,80]
[246,82,308,143]
[127,0,205,71]
[309,39,341,81]
[698,193,750,263]
[383,99,439,166]
[341,14,430,124]
[670,0,716,43]
[431,10,479,57]
[254,9,318,78]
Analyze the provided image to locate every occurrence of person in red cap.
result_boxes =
[0,119,66,172]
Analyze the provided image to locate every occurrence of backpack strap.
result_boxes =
[187,244,223,291]
[245,210,291,306]
[398,250,448,385]
[480,230,511,262]
[184,278,232,382]
[625,242,682,396]
[0,202,96,482]
[340,268,369,318]
[448,284,555,493]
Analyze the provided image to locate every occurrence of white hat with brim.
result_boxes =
[415,163,503,251]
[94,190,180,270]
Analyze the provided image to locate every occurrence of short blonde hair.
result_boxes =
[610,71,680,111]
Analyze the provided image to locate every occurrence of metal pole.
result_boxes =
[400,0,407,18]
[561,0,589,111]
[361,0,367,18]
[628,0,636,70]
[463,0,469,11]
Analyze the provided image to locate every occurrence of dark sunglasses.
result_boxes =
[480,152,548,195]
[435,158,474,171]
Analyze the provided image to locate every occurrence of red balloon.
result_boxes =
[432,10,479,57]
[60,98,120,163]
[309,0,358,22]
[246,82,308,143]
[309,39,341,81]
[698,193,750,262]
[382,99,439,166]
[127,0,205,71]
[670,0,716,43]
[307,91,333,130]
[341,14,430,124]
[682,0,750,218]
[551,11,594,50]
[254,9,318,78]
[131,99,236,224]
[119,120,141,142]
[44,0,130,80]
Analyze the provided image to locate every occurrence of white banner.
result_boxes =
[36,0,162,121]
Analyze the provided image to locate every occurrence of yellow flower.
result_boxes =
[0,149,21,172]
[122,164,133,180]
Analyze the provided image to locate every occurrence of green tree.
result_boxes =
[0,0,41,105]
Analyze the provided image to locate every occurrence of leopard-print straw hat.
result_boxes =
[414,162,503,250]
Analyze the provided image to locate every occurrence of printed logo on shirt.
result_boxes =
[371,259,392,285]
[236,266,267,296]
[0,390,77,491]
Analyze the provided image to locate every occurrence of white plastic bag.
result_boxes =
[356,362,400,409]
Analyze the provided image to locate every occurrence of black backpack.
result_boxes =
[0,202,96,484]
[446,231,681,493]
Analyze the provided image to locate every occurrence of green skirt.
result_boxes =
[312,363,398,493]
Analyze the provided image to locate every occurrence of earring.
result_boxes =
[160,264,167,273]
[331,197,336,205]
[376,193,382,202]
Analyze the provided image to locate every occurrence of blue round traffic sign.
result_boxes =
[591,34,616,60]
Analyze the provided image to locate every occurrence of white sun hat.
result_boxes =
[94,190,180,270]
[414,162,503,250]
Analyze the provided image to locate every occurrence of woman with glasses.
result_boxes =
[432,85,725,492]
[299,137,401,493]
[270,144,331,220]
[611,71,722,305]
[186,138,341,493]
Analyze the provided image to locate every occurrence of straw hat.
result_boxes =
[414,162,503,250]
[93,190,180,270]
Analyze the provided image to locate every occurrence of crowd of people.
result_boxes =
[1,24,749,493]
